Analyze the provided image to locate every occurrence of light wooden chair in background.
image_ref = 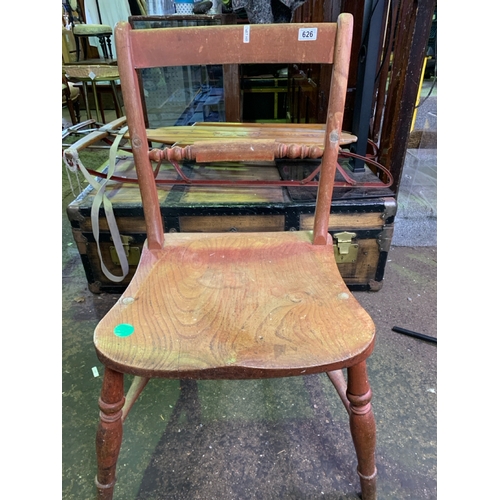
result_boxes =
[62,0,122,124]
[62,0,114,61]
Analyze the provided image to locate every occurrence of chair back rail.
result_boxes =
[114,16,353,249]
[128,24,336,68]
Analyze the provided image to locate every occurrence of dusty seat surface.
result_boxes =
[73,24,113,35]
[94,231,375,379]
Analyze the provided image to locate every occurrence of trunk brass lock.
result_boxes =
[333,231,358,263]
[110,235,141,266]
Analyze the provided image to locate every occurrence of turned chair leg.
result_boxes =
[347,361,377,500]
[95,367,125,500]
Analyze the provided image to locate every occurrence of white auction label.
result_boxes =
[298,27,318,41]
[243,25,250,43]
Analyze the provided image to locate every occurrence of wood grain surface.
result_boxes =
[94,231,375,379]
[144,123,358,148]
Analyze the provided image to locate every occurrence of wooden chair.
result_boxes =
[63,0,114,61]
[62,64,122,124]
[94,15,377,500]
[62,1,122,124]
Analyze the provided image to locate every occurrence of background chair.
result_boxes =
[62,0,122,124]
[62,0,114,61]
[62,63,122,124]
[93,15,378,500]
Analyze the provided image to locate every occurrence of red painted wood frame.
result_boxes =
[115,18,354,249]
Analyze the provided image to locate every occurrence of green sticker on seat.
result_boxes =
[114,323,134,337]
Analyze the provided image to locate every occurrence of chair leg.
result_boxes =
[97,89,107,124]
[98,35,108,59]
[82,82,92,120]
[91,81,104,124]
[110,81,122,119]
[75,36,81,62]
[95,367,125,500]
[105,35,113,59]
[347,361,377,500]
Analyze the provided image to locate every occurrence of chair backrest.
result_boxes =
[115,16,353,250]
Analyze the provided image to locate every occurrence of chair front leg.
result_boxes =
[347,361,377,500]
[95,367,125,500]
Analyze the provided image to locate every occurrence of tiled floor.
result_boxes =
[62,80,437,499]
